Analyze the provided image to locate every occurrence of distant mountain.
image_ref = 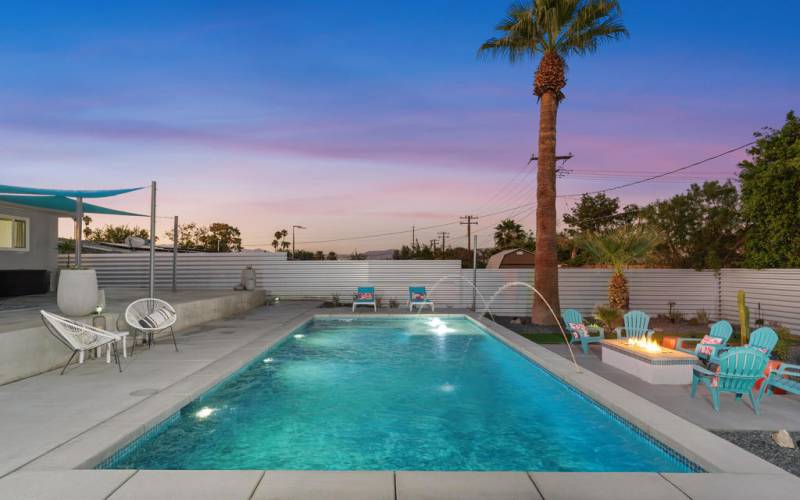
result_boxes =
[363,249,396,260]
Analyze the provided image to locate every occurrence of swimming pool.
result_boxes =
[101,316,698,471]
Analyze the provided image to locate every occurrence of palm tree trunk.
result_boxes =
[532,90,560,325]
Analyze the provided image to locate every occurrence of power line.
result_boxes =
[242,141,754,248]
[557,141,755,198]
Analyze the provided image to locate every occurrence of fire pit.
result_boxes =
[600,338,697,385]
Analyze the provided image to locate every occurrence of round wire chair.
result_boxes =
[124,298,178,352]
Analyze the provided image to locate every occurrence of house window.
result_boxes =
[0,215,29,251]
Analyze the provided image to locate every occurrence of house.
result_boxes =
[485,248,535,269]
[0,202,59,296]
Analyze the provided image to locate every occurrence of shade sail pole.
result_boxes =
[149,181,156,298]
[74,197,83,268]
[172,215,178,292]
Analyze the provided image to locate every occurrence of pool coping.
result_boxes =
[21,311,789,477]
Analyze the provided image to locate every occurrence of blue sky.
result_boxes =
[1,1,798,251]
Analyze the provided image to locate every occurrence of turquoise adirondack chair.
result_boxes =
[691,347,768,415]
[756,362,800,405]
[675,320,733,361]
[709,326,778,365]
[561,309,604,354]
[352,286,377,312]
[614,310,654,340]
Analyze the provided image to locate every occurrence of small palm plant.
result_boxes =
[580,225,661,309]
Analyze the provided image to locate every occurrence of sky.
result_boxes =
[1,0,798,253]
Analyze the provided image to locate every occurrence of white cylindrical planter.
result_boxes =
[57,269,99,316]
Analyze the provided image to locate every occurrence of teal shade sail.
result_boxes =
[0,184,143,198]
[0,195,145,216]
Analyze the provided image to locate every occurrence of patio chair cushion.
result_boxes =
[697,335,723,356]
[568,322,590,339]
[411,292,427,301]
[356,292,374,301]
[138,307,176,329]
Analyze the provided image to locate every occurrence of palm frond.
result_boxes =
[579,225,662,273]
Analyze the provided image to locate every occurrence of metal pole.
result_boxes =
[472,235,477,311]
[172,215,178,292]
[291,227,295,260]
[74,197,83,268]
[149,181,156,298]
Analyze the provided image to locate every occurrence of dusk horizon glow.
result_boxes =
[2,1,798,253]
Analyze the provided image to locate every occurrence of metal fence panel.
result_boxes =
[720,268,800,334]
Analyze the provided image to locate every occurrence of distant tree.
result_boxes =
[82,215,93,239]
[314,251,325,260]
[739,111,800,268]
[166,222,241,252]
[641,181,743,269]
[204,222,242,252]
[326,251,338,260]
[292,249,315,260]
[563,193,637,235]
[350,250,367,260]
[579,225,662,309]
[90,224,150,244]
[493,219,530,250]
[271,229,289,252]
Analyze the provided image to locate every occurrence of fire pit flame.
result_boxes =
[626,336,662,353]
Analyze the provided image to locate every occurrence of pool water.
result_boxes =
[104,316,696,471]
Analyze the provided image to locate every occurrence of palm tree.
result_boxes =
[480,0,628,324]
[579,225,661,309]
[494,218,527,249]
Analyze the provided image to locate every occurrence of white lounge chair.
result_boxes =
[409,286,435,312]
[40,310,123,374]
[125,298,178,353]
[352,286,377,312]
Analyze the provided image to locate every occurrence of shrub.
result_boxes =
[389,299,399,309]
[376,296,383,309]
[769,322,794,361]
[593,304,623,333]
[694,309,710,325]
[332,294,341,307]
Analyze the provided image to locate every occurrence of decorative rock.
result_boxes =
[510,317,523,325]
[772,429,796,449]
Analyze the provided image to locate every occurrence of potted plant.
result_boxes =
[57,266,99,316]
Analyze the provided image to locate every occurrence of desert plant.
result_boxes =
[769,323,794,361]
[737,290,750,345]
[579,225,662,309]
[694,309,710,325]
[479,0,628,325]
[389,299,399,309]
[332,293,341,307]
[375,296,383,309]
[593,304,622,333]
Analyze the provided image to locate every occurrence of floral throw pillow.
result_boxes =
[697,335,722,356]
[356,292,373,301]
[568,322,589,339]
[411,292,427,301]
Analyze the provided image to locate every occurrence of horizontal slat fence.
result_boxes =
[721,269,800,334]
[59,254,800,334]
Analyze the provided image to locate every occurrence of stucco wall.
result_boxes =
[0,205,59,274]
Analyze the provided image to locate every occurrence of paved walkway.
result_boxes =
[544,344,800,431]
[0,301,319,479]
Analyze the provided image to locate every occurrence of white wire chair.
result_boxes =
[124,298,178,353]
[40,310,123,374]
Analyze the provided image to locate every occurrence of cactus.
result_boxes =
[737,290,750,345]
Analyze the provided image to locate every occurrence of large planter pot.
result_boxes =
[57,269,99,316]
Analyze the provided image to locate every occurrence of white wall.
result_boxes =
[59,254,800,334]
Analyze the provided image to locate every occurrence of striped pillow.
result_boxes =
[138,307,175,329]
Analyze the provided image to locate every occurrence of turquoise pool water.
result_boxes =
[103,316,697,471]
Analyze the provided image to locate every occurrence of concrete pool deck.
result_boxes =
[0,305,798,499]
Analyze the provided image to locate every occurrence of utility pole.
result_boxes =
[291,225,306,260]
[430,239,437,253]
[411,225,415,249]
[437,231,449,251]
[460,215,478,252]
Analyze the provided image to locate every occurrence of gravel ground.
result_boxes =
[712,430,800,476]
